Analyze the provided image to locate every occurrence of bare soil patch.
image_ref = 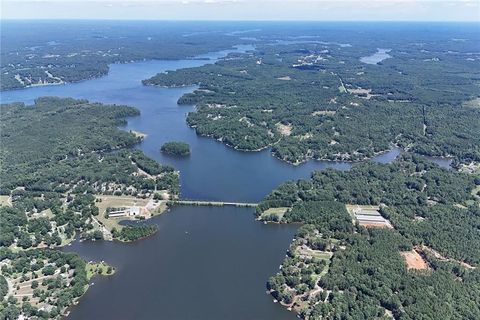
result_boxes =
[401,250,429,270]
[276,123,293,136]
[312,110,336,116]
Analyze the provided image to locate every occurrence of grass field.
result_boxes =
[463,97,480,108]
[96,213,124,231]
[151,201,168,216]
[95,195,149,231]
[86,261,115,280]
[95,195,150,214]
[258,207,290,221]
[472,185,480,199]
[297,246,333,260]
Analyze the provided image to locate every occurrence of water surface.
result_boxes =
[360,48,392,64]
[64,206,298,320]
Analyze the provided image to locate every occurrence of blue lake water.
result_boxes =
[64,206,298,320]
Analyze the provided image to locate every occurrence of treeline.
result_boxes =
[112,225,158,242]
[283,201,353,234]
[130,152,175,175]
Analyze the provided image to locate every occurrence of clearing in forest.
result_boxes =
[258,207,289,221]
[275,123,293,136]
[401,250,429,270]
[312,110,336,116]
[0,195,11,206]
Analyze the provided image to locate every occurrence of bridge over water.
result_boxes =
[169,200,258,208]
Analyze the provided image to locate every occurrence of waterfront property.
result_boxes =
[107,206,141,218]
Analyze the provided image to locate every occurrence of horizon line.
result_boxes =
[2,18,480,23]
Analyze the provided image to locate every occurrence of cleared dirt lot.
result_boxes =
[401,250,429,270]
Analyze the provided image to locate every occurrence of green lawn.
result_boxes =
[259,207,289,221]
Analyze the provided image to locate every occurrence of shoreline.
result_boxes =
[149,81,455,168]
[1,45,245,93]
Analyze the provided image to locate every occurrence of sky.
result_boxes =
[1,0,479,21]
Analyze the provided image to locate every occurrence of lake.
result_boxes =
[360,48,392,64]
[0,44,402,203]
[0,44,449,320]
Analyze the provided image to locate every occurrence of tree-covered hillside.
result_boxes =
[258,155,480,319]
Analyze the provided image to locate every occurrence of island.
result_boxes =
[160,141,191,156]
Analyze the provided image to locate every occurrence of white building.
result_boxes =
[108,206,140,218]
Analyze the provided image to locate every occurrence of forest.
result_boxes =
[112,225,158,242]
[145,27,480,165]
[258,155,480,319]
